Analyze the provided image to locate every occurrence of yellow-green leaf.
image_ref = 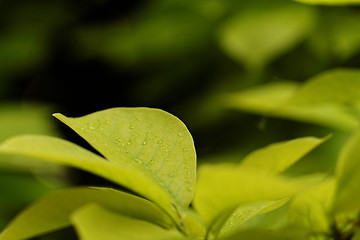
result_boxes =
[71,204,186,240]
[210,198,289,239]
[53,108,196,208]
[240,136,327,175]
[0,187,172,240]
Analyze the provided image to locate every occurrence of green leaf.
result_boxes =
[209,198,289,239]
[240,136,327,175]
[217,2,315,70]
[0,187,172,240]
[53,108,196,208]
[193,163,307,226]
[71,204,186,240]
[334,130,360,213]
[0,135,178,225]
[293,0,360,5]
[226,69,360,131]
[288,178,335,234]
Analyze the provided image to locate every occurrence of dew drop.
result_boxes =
[142,141,147,145]
[148,160,154,166]
[127,141,131,145]
[158,140,163,144]
[178,133,183,137]
[168,142,172,146]
[116,138,122,142]
[106,120,111,124]
[169,171,176,177]
[89,126,95,130]
[186,179,192,184]
[129,125,135,129]
[136,116,142,121]
[187,186,194,192]
[164,158,170,162]
[160,147,165,150]
[135,159,142,164]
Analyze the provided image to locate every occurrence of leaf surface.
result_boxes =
[71,204,186,240]
[53,108,196,208]
[0,187,172,240]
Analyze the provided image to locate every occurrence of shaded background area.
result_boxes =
[1,0,360,238]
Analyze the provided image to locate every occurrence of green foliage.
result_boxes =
[2,107,360,240]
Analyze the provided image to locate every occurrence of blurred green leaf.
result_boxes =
[0,103,57,142]
[334,129,360,213]
[226,69,360,130]
[240,136,326,175]
[217,2,315,70]
[0,187,172,240]
[71,204,186,240]
[76,10,210,65]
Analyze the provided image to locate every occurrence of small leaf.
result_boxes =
[293,0,360,5]
[334,130,360,213]
[240,136,327,175]
[0,135,177,224]
[217,2,315,70]
[0,187,172,240]
[71,204,186,240]
[193,163,307,226]
[53,108,196,208]
[210,198,289,239]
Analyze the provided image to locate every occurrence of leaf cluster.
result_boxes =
[0,102,360,239]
